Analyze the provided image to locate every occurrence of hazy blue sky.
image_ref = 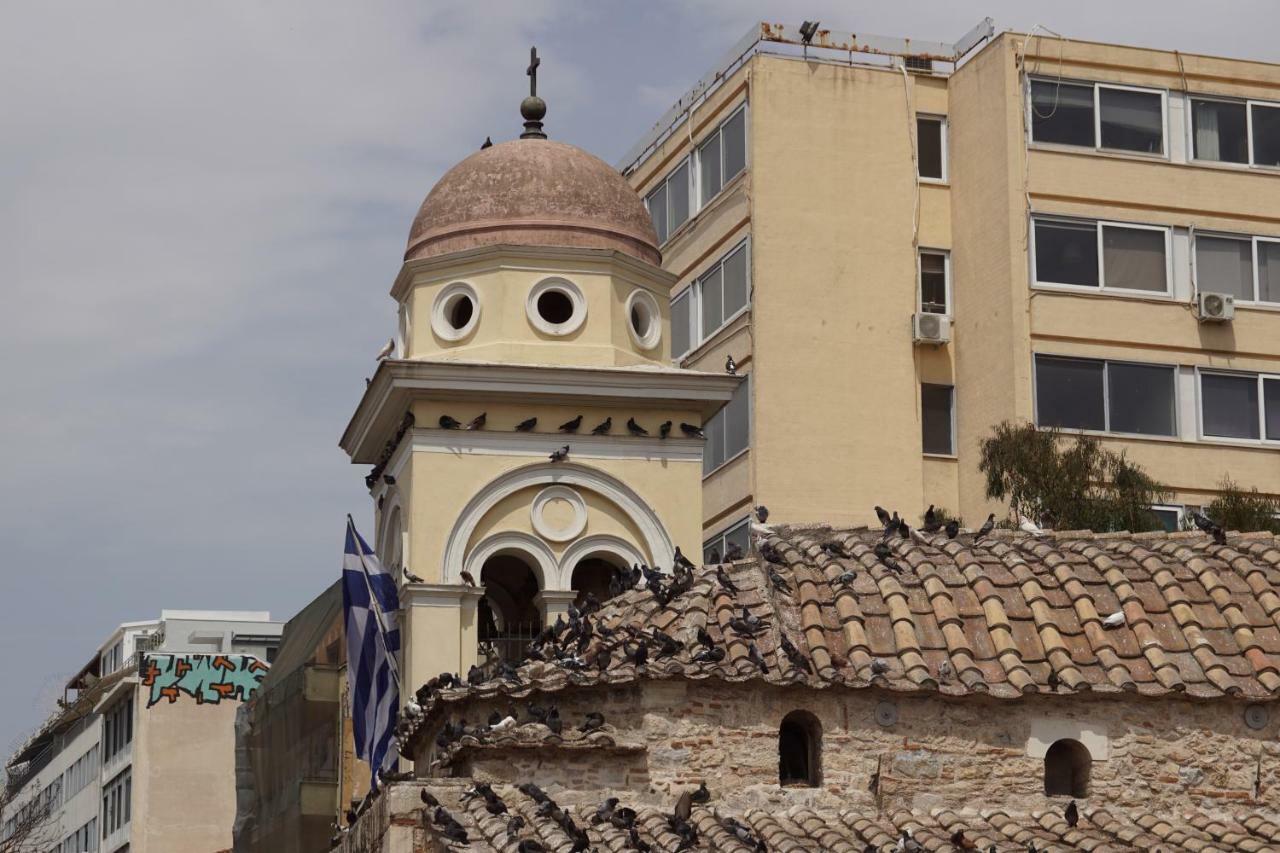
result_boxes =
[1,1,1275,751]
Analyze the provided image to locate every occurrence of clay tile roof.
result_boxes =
[406,527,1280,748]
[401,781,1280,852]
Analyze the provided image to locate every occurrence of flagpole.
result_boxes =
[346,514,402,691]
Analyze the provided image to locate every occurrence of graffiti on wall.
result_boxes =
[140,653,269,708]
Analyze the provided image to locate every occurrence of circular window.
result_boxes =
[625,289,662,350]
[527,278,586,336]
[431,282,480,342]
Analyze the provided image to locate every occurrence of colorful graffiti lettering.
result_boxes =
[140,653,269,708]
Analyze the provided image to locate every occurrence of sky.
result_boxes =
[1,0,1276,752]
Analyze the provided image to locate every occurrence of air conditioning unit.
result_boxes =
[913,312,951,345]
[1197,291,1235,323]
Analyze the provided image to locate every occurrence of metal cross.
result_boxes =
[527,46,540,97]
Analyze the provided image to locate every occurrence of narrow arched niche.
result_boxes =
[778,710,822,788]
[1044,738,1091,798]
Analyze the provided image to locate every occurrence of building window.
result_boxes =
[672,239,750,358]
[100,641,122,676]
[704,376,750,475]
[1194,233,1280,304]
[1030,79,1165,155]
[430,281,480,342]
[916,115,946,180]
[102,698,133,762]
[1032,218,1170,295]
[526,277,587,337]
[1192,98,1280,168]
[697,105,747,207]
[703,518,750,564]
[918,250,949,314]
[1035,355,1177,437]
[645,158,691,244]
[1200,371,1280,443]
[778,711,822,787]
[921,385,955,455]
[1151,505,1184,532]
[103,769,131,838]
[1044,738,1091,797]
[64,744,99,799]
[61,817,97,853]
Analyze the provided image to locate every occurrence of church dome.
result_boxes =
[405,139,661,265]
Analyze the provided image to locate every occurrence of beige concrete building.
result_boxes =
[620,22,1280,552]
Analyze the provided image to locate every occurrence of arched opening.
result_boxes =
[778,710,822,787]
[1044,738,1091,798]
[478,554,541,663]
[570,556,624,607]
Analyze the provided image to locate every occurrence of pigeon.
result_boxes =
[632,641,648,667]
[822,540,850,559]
[768,566,792,594]
[376,338,395,360]
[870,657,890,676]
[707,548,720,563]
[1101,610,1126,629]
[874,541,899,571]
[674,546,695,571]
[1065,799,1079,828]
[974,513,996,542]
[591,417,613,435]
[690,781,711,804]
[579,711,605,733]
[545,707,563,735]
[898,829,924,852]
[692,646,725,663]
[756,505,770,524]
[936,659,954,683]
[549,445,570,463]
[480,136,493,149]
[834,570,857,588]
[950,829,977,850]
[924,504,937,526]
[421,790,440,807]
[593,797,620,824]
[559,415,583,433]
[747,642,769,673]
[517,840,546,853]
[659,420,672,438]
[945,519,960,539]
[715,565,740,593]
[1192,511,1227,544]
[515,417,538,432]
[725,542,744,561]
[439,415,462,429]
[466,412,487,430]
[1018,514,1045,535]
[1047,670,1061,692]
[680,422,705,438]
[875,506,892,527]
[626,417,648,436]
[673,790,693,822]
[459,570,477,587]
[404,698,423,718]
[725,354,737,374]
[403,568,424,583]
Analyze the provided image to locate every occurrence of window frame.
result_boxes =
[915,113,948,183]
[644,155,692,245]
[703,373,751,479]
[917,248,951,316]
[1033,353,1180,438]
[1192,231,1280,306]
[1027,77,1168,158]
[1030,216,1173,298]
[921,383,956,457]
[703,517,750,563]
[1196,367,1280,446]
[1189,95,1280,170]
[694,102,749,210]
[1150,504,1185,532]
[672,237,751,360]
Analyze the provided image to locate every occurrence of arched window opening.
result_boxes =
[778,710,822,787]
[1044,738,1091,798]
[478,555,541,663]
[571,557,624,607]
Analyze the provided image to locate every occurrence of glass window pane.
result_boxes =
[1098,87,1163,153]
[722,244,749,317]
[1192,99,1248,163]
[703,409,724,474]
[1034,220,1098,287]
[921,385,954,454]
[1107,363,1176,435]
[1202,373,1260,439]
[699,132,722,202]
[725,521,750,556]
[700,266,723,339]
[647,185,667,244]
[724,378,750,458]
[1252,103,1280,167]
[723,109,747,182]
[1036,356,1105,430]
[668,161,690,233]
[1259,240,1280,304]
[917,117,943,179]
[671,292,690,358]
[1265,378,1280,441]
[920,252,947,313]
[1031,80,1095,146]
[1196,236,1253,300]
[1102,225,1166,292]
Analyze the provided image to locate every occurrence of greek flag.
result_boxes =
[343,516,401,786]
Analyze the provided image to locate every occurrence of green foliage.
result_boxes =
[1206,476,1280,534]
[978,421,1170,533]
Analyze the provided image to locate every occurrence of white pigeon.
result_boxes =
[403,699,422,719]
[1102,610,1126,629]
[376,338,395,360]
[751,521,774,536]
[492,715,517,731]
[1018,514,1045,535]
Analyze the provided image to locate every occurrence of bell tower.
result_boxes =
[340,54,738,690]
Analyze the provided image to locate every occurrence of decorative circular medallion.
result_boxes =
[431,281,481,342]
[625,289,662,351]
[1245,704,1269,731]
[527,277,587,337]
[874,701,898,727]
[530,485,587,543]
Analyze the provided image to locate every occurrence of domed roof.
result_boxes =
[406,139,661,265]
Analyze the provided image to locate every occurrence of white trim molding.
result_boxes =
[463,531,559,593]
[626,288,662,351]
[558,534,645,589]
[530,486,588,543]
[409,428,705,463]
[443,462,674,586]
[1027,718,1110,760]
[527,276,587,336]
[431,281,481,342]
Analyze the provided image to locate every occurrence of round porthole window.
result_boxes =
[625,289,662,350]
[431,282,480,342]
[527,278,586,336]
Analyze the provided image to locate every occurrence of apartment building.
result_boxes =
[3,611,281,853]
[621,22,1280,550]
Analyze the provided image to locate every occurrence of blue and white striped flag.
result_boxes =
[342,516,401,787]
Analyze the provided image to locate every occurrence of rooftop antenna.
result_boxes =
[521,46,547,139]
